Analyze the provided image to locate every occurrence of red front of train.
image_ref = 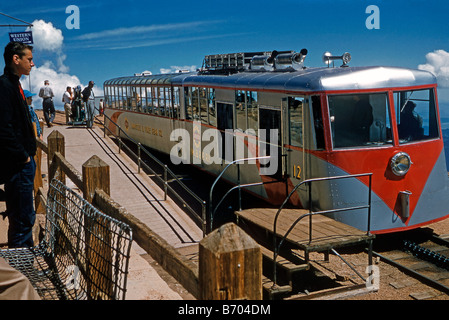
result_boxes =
[303,82,449,234]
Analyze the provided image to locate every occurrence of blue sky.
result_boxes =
[1,0,449,108]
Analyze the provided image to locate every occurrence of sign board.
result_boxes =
[9,31,33,44]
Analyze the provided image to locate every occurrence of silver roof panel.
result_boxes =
[105,66,436,92]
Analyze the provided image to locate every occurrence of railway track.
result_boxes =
[372,230,449,296]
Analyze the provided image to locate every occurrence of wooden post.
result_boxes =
[47,130,65,184]
[47,131,67,255]
[82,155,112,299]
[34,138,44,215]
[82,155,110,203]
[199,222,262,300]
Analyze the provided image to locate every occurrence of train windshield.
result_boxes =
[328,93,392,148]
[395,88,439,143]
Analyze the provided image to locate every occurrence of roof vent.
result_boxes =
[275,48,308,70]
[201,49,308,74]
[250,52,276,71]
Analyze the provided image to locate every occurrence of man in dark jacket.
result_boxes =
[0,41,37,248]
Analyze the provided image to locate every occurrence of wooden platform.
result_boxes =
[236,208,374,253]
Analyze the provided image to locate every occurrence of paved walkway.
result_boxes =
[43,125,203,249]
[38,123,203,299]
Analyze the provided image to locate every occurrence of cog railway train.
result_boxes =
[103,49,449,234]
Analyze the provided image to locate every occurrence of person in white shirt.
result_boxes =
[62,86,73,124]
[38,80,55,127]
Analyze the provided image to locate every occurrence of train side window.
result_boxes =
[126,86,132,110]
[288,97,303,147]
[192,87,199,120]
[311,96,325,150]
[152,87,158,114]
[173,87,180,119]
[120,86,125,109]
[328,93,392,148]
[199,87,208,124]
[105,86,111,108]
[137,87,142,111]
[166,87,171,117]
[395,89,439,143]
[185,87,193,120]
[116,86,120,108]
[248,91,258,136]
[236,90,247,131]
[146,87,153,113]
[159,87,166,116]
[110,86,115,108]
[162,87,168,116]
[208,88,216,126]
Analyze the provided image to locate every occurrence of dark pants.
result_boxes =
[43,98,55,126]
[5,158,36,248]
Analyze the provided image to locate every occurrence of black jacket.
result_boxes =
[0,67,36,183]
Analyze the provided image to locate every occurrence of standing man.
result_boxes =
[62,86,73,124]
[39,79,55,127]
[82,80,95,128]
[0,41,37,248]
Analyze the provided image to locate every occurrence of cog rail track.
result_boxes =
[373,233,449,295]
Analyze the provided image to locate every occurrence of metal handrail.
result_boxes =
[210,180,281,231]
[101,111,207,235]
[272,173,373,286]
[208,156,271,232]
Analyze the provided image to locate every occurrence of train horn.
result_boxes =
[322,51,351,67]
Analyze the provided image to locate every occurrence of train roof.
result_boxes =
[104,65,436,93]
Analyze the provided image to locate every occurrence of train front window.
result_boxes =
[395,89,439,144]
[328,93,392,148]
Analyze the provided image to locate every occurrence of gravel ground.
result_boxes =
[309,217,449,300]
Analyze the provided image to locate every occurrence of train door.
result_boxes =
[282,96,306,185]
[216,102,234,162]
[259,106,283,179]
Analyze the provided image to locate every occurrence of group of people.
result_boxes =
[36,79,96,129]
[0,41,100,299]
[62,80,97,128]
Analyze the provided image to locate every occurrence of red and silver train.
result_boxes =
[103,49,449,234]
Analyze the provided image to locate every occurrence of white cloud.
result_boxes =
[75,21,216,41]
[71,20,244,51]
[21,20,101,109]
[160,65,197,74]
[27,20,68,73]
[27,20,63,52]
[418,49,449,87]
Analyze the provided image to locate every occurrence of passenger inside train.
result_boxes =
[396,89,439,144]
[398,101,424,141]
[328,93,391,148]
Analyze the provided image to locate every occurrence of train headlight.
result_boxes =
[390,152,412,176]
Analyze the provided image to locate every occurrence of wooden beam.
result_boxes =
[47,130,65,184]
[199,223,262,300]
[82,155,110,203]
